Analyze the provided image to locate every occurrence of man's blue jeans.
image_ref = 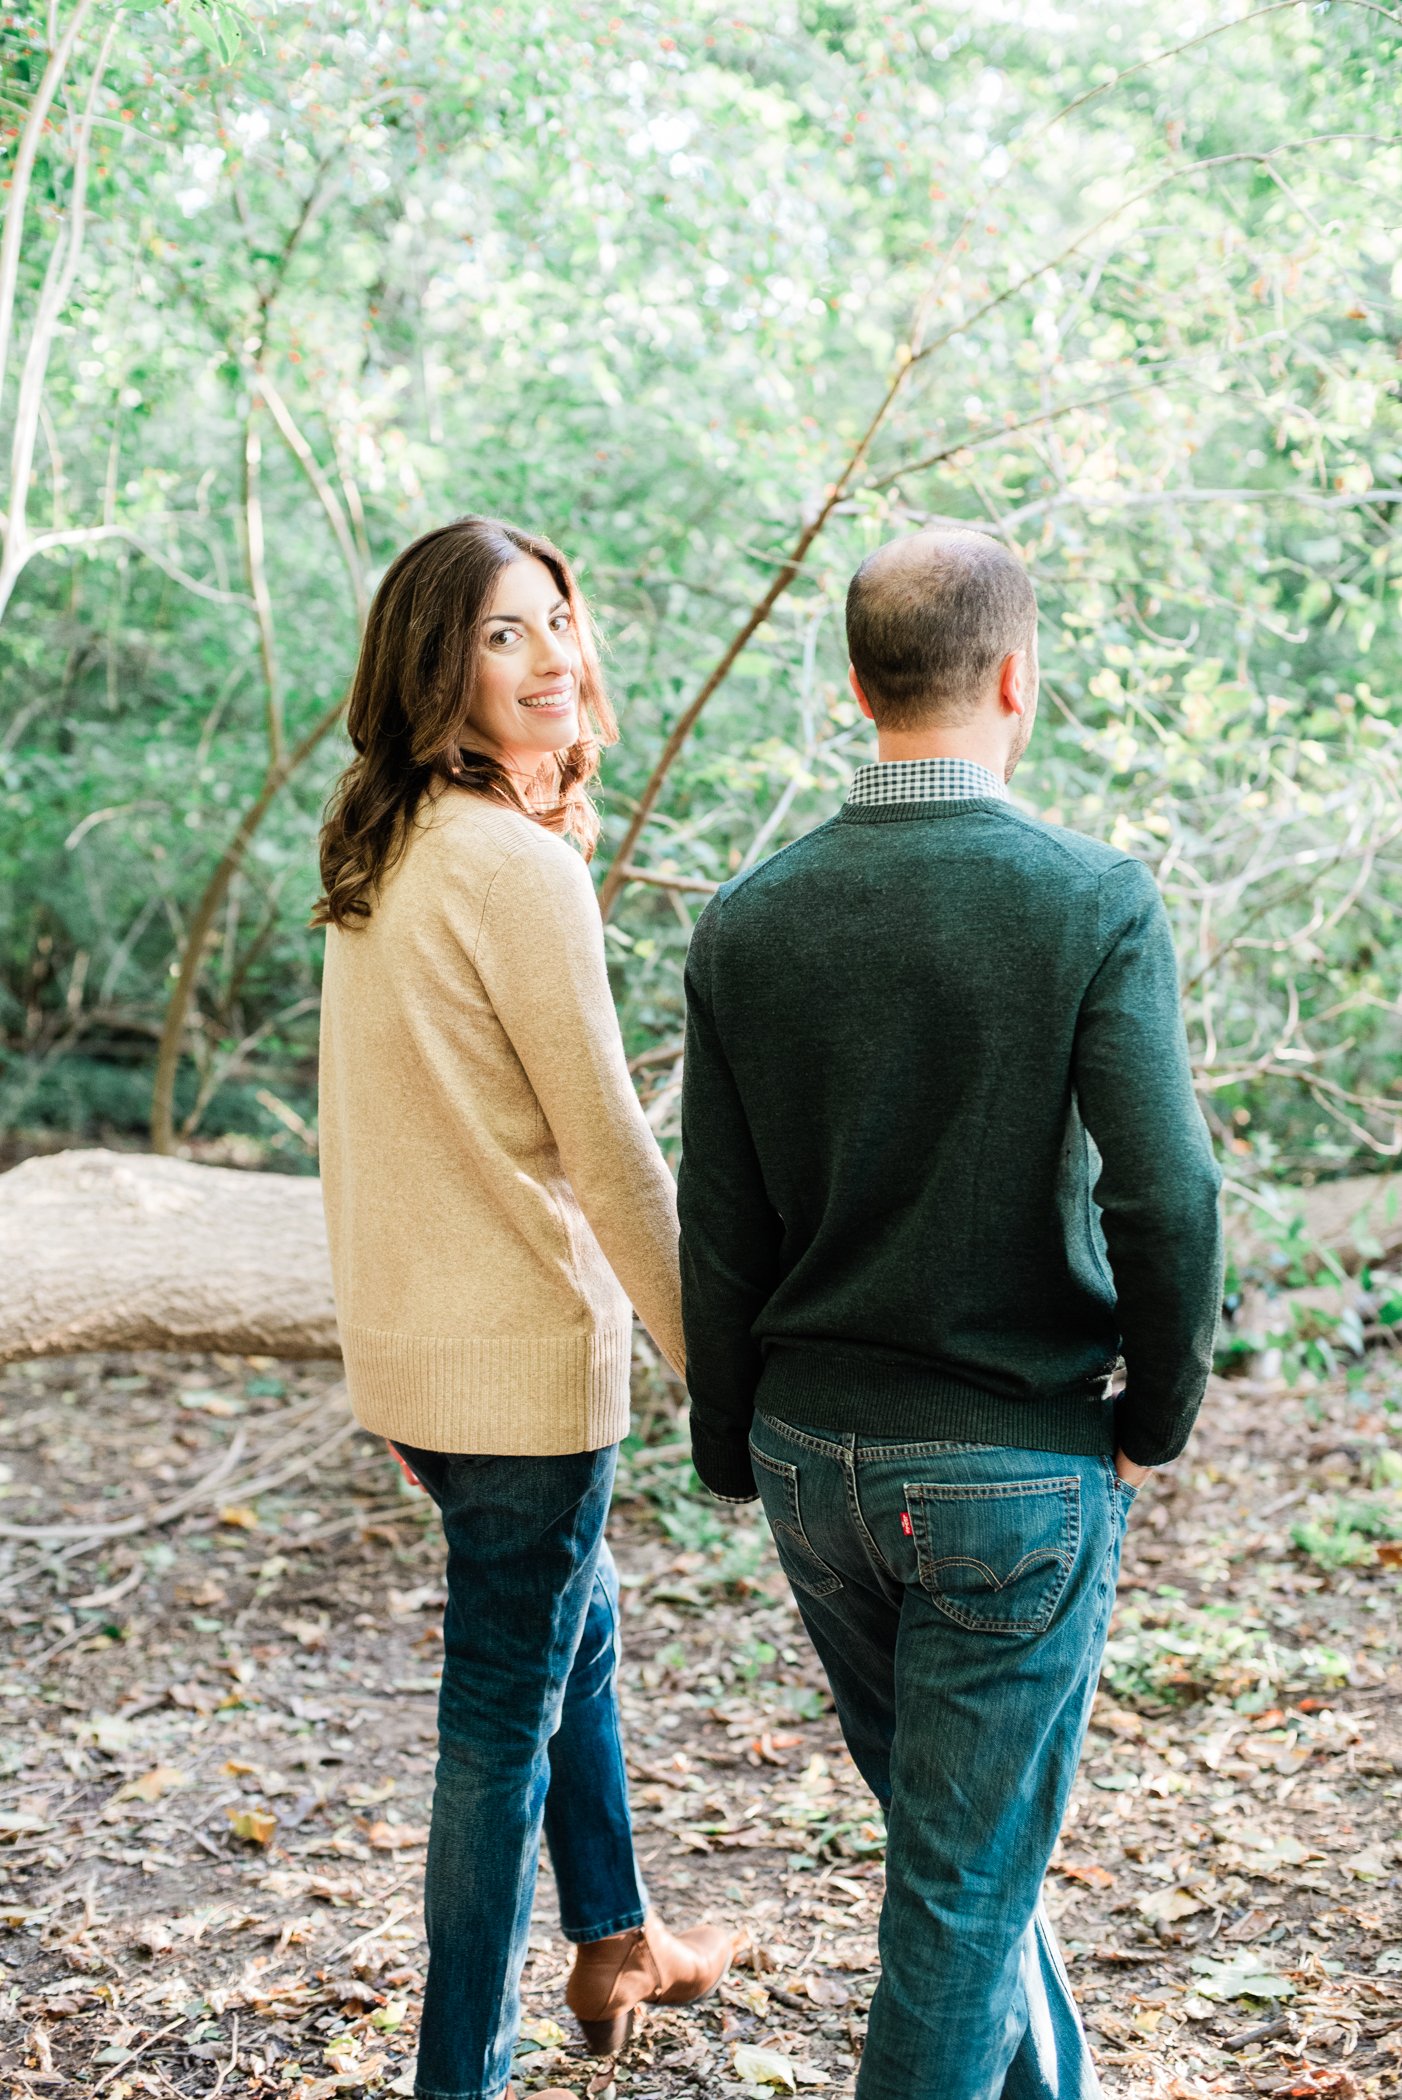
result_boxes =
[394,1443,647,2100]
[749,1414,1134,2100]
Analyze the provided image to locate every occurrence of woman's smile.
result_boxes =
[518,680,575,712]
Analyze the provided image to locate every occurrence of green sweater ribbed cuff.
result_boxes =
[690,1421,759,1502]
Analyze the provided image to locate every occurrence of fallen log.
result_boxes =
[0,1148,339,1365]
[1,1147,1399,1371]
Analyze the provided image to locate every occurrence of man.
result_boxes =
[677,529,1223,2100]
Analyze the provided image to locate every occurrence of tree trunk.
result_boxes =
[0,1149,338,1365]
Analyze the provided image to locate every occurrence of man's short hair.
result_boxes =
[845,530,1037,727]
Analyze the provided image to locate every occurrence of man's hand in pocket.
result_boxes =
[1115,1451,1152,1490]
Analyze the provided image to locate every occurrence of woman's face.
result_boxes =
[462,554,584,780]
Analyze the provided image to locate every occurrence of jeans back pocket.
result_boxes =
[750,1446,843,1600]
[905,1476,1080,1634]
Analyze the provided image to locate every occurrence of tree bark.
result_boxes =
[0,1149,339,1365]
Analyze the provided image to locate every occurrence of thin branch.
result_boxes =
[241,408,284,764]
[864,371,1199,495]
[595,131,1394,914]
[983,485,1402,536]
[7,18,115,545]
[255,370,369,629]
[616,864,720,896]
[902,138,1400,390]
[0,1430,249,1543]
[150,679,353,1152]
[25,522,253,606]
[1015,2,1401,160]
[179,992,321,1140]
[0,0,99,424]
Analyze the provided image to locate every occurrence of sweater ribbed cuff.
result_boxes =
[690,1419,759,1502]
[1114,1389,1197,1469]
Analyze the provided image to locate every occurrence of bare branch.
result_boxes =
[242,409,284,764]
[150,680,352,1153]
[255,371,369,630]
[616,864,720,896]
[0,0,99,422]
[596,131,1394,914]
[0,8,113,622]
[24,522,253,606]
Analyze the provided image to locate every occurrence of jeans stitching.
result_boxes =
[906,1479,1081,1633]
[754,1418,848,1460]
[854,1439,998,1461]
[750,1446,845,1596]
[562,1904,648,1945]
[904,1477,1081,1503]
[842,1441,899,1584]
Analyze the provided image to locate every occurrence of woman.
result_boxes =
[314,517,732,2100]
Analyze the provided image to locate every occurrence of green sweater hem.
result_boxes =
[756,1347,1118,1457]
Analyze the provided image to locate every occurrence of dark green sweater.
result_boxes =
[678,796,1223,1501]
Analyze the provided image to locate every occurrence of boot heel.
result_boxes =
[576,2009,634,2057]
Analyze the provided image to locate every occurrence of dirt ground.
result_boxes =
[2,1346,1399,2100]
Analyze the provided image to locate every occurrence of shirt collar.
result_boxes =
[845,756,1009,808]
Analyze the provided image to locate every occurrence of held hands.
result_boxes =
[388,1440,423,1490]
[1114,1450,1152,1491]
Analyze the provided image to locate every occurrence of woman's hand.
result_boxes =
[388,1440,422,1489]
[1114,1450,1152,1490]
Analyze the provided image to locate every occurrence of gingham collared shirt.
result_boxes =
[845,756,1009,807]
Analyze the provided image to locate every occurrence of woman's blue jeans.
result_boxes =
[749,1414,1133,2100]
[393,1442,647,2100]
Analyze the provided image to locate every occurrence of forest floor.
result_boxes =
[2,1348,1400,2100]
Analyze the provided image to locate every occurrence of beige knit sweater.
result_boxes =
[318,788,684,1455]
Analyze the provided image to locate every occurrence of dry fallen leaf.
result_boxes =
[114,1765,190,1804]
[1055,1860,1115,1889]
[358,1819,430,1850]
[345,1777,396,1807]
[1093,1707,1145,1739]
[1223,1906,1277,1942]
[733,2043,798,2092]
[0,1811,50,1841]
[179,1389,246,1417]
[166,1681,218,1713]
[386,1584,443,1616]
[285,1618,328,1650]
[227,1806,278,1847]
[1137,1886,1208,1923]
[218,1503,261,1529]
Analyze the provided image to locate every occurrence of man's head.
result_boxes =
[845,529,1039,778]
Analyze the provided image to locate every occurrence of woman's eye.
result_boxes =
[551,613,573,632]
[487,626,517,647]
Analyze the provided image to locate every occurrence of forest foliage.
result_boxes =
[2,0,1400,1191]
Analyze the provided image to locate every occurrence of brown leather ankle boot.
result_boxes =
[566,1911,735,2056]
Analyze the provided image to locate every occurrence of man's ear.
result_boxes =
[998,649,1029,718]
[849,665,875,721]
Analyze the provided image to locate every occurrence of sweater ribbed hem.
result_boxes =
[341,1324,633,1455]
[756,1346,1118,1457]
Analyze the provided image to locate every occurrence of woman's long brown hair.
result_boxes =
[313,516,617,929]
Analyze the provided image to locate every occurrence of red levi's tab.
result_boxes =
[900,1511,913,1536]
